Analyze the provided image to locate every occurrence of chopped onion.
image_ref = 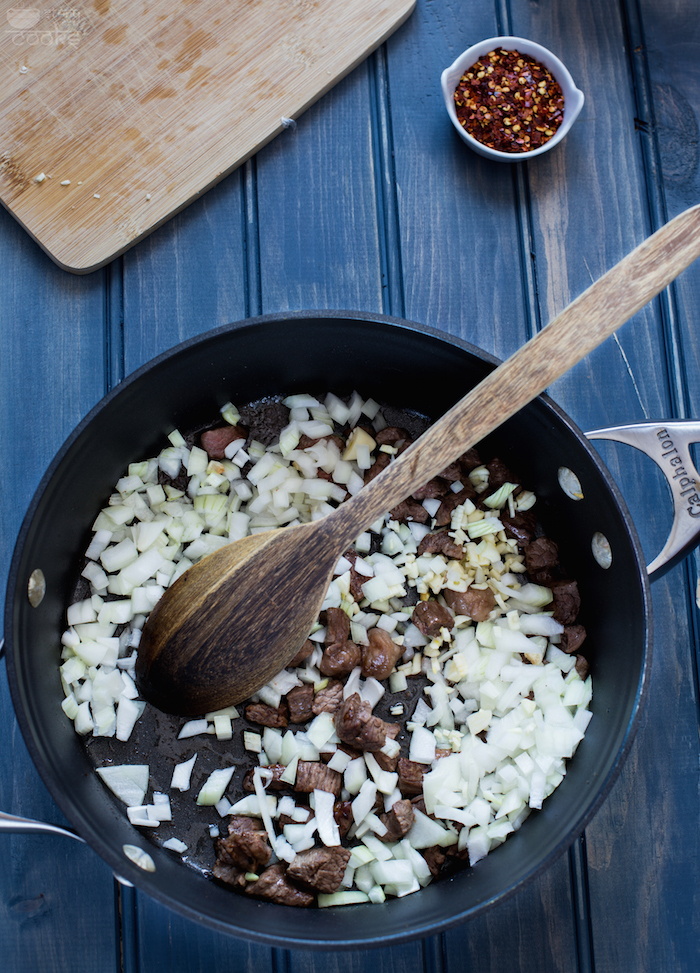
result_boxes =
[96,764,149,807]
[196,767,235,806]
[171,754,197,792]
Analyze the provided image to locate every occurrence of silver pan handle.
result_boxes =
[0,809,85,842]
[586,420,700,580]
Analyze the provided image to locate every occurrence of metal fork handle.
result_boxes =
[586,420,700,580]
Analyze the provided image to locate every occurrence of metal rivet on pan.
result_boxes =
[557,467,584,501]
[27,569,46,607]
[122,844,156,872]
[592,532,612,569]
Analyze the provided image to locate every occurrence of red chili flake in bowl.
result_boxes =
[454,48,565,153]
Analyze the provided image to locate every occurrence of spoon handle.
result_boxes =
[326,203,700,544]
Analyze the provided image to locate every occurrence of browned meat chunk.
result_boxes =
[390,498,430,524]
[417,531,464,560]
[335,693,393,752]
[312,679,344,715]
[200,424,247,460]
[378,799,415,842]
[212,861,247,887]
[242,764,288,792]
[436,459,463,483]
[286,846,352,893]
[398,758,425,796]
[334,800,354,838]
[286,684,314,724]
[245,702,288,728]
[575,655,589,679]
[324,606,350,644]
[501,508,537,547]
[485,457,517,491]
[343,548,369,601]
[412,477,449,500]
[373,723,401,772]
[444,586,496,622]
[363,451,390,484]
[550,579,581,624]
[560,623,587,655]
[228,814,264,833]
[246,863,314,907]
[411,795,428,815]
[215,817,271,872]
[525,537,560,584]
[458,447,482,473]
[421,846,446,877]
[320,640,362,677]
[412,600,454,638]
[375,426,412,448]
[288,639,315,667]
[295,761,342,797]
[361,627,403,680]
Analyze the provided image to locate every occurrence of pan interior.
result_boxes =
[4,311,650,948]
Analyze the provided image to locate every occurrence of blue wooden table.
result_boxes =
[2,1,700,970]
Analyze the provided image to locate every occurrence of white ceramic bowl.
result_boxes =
[441,36,584,162]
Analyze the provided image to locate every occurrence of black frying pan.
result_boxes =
[2,311,654,949]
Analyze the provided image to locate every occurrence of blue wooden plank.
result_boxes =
[0,207,120,971]
[254,63,385,316]
[121,169,249,374]
[384,0,530,359]
[441,853,577,970]
[576,1,700,969]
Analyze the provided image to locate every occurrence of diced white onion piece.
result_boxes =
[306,711,336,749]
[314,788,341,846]
[213,715,233,740]
[171,753,197,791]
[318,890,370,907]
[162,837,188,853]
[74,701,94,735]
[96,764,149,806]
[253,767,281,849]
[149,793,172,821]
[351,779,377,824]
[67,599,97,626]
[364,753,399,795]
[178,719,210,739]
[327,749,353,774]
[408,725,436,764]
[196,767,235,806]
[127,806,159,827]
[406,808,458,849]
[344,756,368,796]
[100,539,139,573]
[116,696,146,741]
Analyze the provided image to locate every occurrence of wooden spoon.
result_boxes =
[136,205,700,715]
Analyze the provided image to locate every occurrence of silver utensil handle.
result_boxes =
[0,809,85,842]
[586,420,700,579]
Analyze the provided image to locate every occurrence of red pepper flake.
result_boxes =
[454,49,564,153]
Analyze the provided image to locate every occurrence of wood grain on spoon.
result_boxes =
[136,204,700,715]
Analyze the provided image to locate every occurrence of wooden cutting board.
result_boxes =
[0,0,415,273]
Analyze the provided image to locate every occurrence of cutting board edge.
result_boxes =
[3,0,418,275]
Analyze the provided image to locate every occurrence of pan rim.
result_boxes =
[3,309,653,949]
